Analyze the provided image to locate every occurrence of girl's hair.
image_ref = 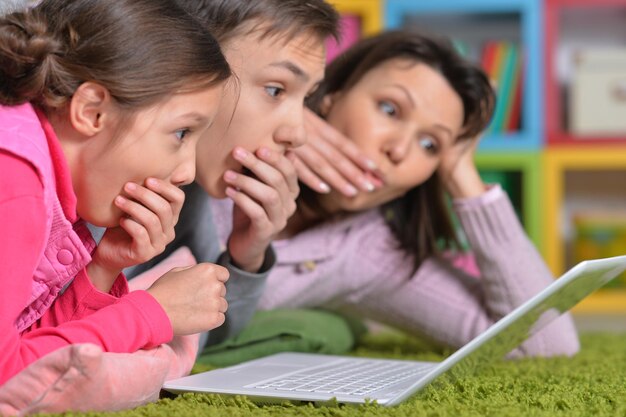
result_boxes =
[304,30,496,271]
[0,0,231,113]
[174,0,340,44]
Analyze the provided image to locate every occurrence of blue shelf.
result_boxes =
[384,0,543,152]
[479,131,542,151]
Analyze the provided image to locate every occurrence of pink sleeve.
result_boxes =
[36,269,132,326]
[0,152,173,385]
[0,151,48,384]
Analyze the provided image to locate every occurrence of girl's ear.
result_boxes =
[68,82,113,136]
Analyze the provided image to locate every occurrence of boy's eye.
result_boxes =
[175,128,191,141]
[418,136,438,154]
[379,101,397,117]
[265,86,284,98]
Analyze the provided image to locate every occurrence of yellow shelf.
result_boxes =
[573,290,626,314]
[329,0,383,35]
[544,147,626,313]
[543,147,626,274]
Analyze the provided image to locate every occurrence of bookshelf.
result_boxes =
[543,0,626,313]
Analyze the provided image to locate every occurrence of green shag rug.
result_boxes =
[41,332,626,417]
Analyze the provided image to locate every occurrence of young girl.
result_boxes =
[215,31,580,357]
[0,0,231,386]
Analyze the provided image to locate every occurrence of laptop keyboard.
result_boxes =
[247,359,434,396]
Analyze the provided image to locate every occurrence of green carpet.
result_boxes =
[42,332,626,417]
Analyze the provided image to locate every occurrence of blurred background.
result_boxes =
[326,0,626,330]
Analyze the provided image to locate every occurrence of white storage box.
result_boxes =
[570,48,626,136]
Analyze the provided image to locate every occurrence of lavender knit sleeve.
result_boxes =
[452,185,580,356]
[346,186,579,358]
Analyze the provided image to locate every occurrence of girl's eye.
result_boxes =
[418,136,438,154]
[175,128,191,141]
[378,101,397,117]
[265,86,284,98]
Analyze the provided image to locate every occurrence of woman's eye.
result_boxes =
[175,128,191,141]
[379,101,397,117]
[418,136,438,154]
[265,86,284,98]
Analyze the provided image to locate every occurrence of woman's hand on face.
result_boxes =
[147,263,229,335]
[223,146,299,273]
[292,109,383,197]
[89,179,185,292]
[438,136,486,200]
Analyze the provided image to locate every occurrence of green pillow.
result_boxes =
[196,309,367,367]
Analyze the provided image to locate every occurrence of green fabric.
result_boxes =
[196,309,367,367]
[39,332,626,417]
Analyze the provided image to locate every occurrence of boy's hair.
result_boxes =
[0,0,230,113]
[175,0,340,43]
[304,30,496,271]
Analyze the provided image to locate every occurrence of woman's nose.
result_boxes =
[383,131,412,164]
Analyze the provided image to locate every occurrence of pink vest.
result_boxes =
[0,103,95,332]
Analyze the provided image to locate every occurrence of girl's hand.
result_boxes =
[438,136,486,199]
[89,178,185,292]
[147,263,229,335]
[292,109,383,196]
[223,146,298,273]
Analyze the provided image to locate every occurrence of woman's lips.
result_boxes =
[366,169,386,188]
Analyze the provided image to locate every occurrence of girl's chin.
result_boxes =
[81,205,124,228]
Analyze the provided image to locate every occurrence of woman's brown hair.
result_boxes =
[0,0,231,113]
[303,30,496,271]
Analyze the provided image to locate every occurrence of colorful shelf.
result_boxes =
[476,152,542,250]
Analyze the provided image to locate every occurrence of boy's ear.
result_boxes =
[319,93,337,117]
[68,82,113,136]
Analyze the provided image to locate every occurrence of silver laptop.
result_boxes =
[163,255,626,406]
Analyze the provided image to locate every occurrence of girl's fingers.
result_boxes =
[118,217,154,259]
[123,182,175,237]
[144,178,186,218]
[114,194,166,246]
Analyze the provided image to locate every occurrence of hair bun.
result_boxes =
[0,9,64,105]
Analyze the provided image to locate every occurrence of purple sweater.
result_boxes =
[212,186,580,357]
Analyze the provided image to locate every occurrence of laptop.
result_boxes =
[163,255,626,406]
